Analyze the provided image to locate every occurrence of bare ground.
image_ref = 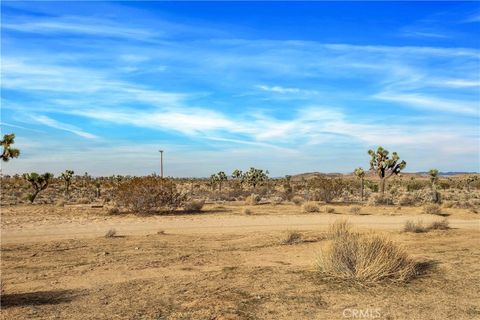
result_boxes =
[1,203,479,319]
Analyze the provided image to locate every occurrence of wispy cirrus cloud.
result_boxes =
[30,115,97,139]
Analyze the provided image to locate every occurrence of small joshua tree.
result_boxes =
[1,133,20,162]
[368,147,406,195]
[428,169,439,190]
[231,169,243,190]
[242,167,269,189]
[23,172,53,203]
[354,167,365,201]
[428,169,441,203]
[60,170,75,196]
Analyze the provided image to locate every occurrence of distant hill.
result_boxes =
[289,171,478,181]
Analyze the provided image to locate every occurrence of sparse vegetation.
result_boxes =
[423,204,443,215]
[404,220,427,233]
[349,206,362,215]
[317,220,422,282]
[281,231,302,245]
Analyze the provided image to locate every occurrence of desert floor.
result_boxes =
[1,203,479,319]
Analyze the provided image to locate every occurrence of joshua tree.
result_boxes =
[354,167,365,201]
[1,133,20,162]
[60,170,75,196]
[368,147,406,195]
[242,167,269,189]
[428,169,439,189]
[209,174,219,191]
[23,172,53,203]
[232,169,243,180]
[216,171,228,192]
[428,169,441,203]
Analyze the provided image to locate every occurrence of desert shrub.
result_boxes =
[403,220,427,233]
[105,229,117,238]
[428,219,450,230]
[317,220,420,282]
[282,231,302,245]
[367,193,394,206]
[442,201,454,208]
[325,206,335,213]
[349,206,361,215]
[56,200,66,207]
[77,197,90,204]
[271,196,284,205]
[242,208,253,215]
[398,194,417,206]
[245,194,260,205]
[107,207,120,215]
[308,176,346,203]
[291,196,304,206]
[114,176,186,214]
[183,199,205,212]
[303,201,320,213]
[423,204,443,215]
[469,208,479,214]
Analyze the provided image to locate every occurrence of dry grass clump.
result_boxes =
[242,208,253,215]
[428,219,450,230]
[404,219,450,232]
[423,204,443,215]
[302,201,320,213]
[325,206,335,214]
[403,220,427,233]
[245,194,260,206]
[291,196,304,206]
[77,198,90,204]
[317,220,420,283]
[105,229,117,238]
[349,206,362,215]
[183,199,205,212]
[281,231,302,245]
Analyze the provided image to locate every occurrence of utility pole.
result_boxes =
[159,150,164,178]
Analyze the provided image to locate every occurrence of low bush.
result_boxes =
[242,208,253,215]
[107,207,120,215]
[403,220,427,233]
[282,231,302,245]
[398,194,417,206]
[302,201,320,213]
[325,206,335,214]
[428,219,450,230]
[317,220,421,282]
[183,199,205,212]
[423,204,443,215]
[367,194,394,206]
[105,229,117,238]
[349,206,361,215]
[245,194,260,205]
[291,196,304,206]
[114,176,186,214]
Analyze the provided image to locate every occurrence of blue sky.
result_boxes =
[1,1,479,177]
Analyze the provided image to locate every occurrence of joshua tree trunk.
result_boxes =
[379,178,385,195]
[360,177,364,201]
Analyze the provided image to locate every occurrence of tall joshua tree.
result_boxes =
[368,147,406,195]
[242,167,269,189]
[354,167,365,201]
[23,172,53,203]
[1,133,20,162]
[60,170,75,196]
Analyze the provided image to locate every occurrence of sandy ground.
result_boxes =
[1,203,479,319]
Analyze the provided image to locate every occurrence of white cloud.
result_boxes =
[31,115,97,139]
